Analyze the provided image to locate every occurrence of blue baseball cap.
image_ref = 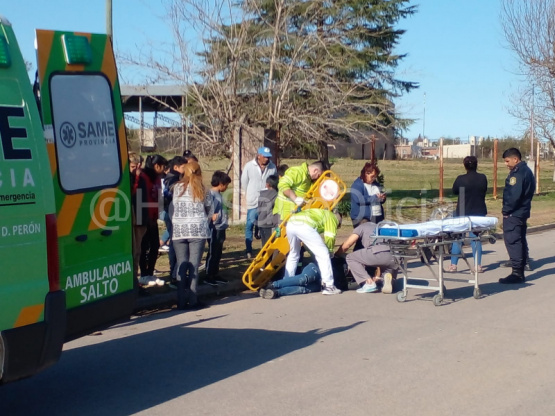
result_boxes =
[258,146,272,157]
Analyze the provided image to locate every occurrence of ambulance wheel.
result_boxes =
[397,292,407,303]
[473,287,482,299]
[432,294,443,306]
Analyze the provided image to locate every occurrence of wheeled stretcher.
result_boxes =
[242,170,346,291]
[375,216,498,306]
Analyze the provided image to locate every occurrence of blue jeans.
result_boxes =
[269,263,321,297]
[451,232,482,266]
[245,208,258,254]
[206,228,226,277]
[174,238,206,308]
[160,210,170,243]
[161,210,177,279]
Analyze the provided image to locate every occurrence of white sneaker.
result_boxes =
[356,282,378,293]
[154,277,165,286]
[322,285,342,295]
[138,275,156,287]
[159,245,170,253]
[382,273,393,294]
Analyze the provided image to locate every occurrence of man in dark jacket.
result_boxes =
[499,148,535,284]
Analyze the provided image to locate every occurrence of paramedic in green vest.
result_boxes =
[273,161,325,220]
[284,208,343,295]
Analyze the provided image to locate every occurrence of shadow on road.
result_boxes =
[0,319,364,416]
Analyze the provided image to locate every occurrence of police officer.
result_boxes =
[499,148,535,284]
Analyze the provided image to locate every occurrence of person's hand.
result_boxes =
[294,196,305,207]
[212,213,218,222]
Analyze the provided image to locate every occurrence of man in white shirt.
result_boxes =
[240,147,277,258]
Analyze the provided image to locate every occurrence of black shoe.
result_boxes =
[214,276,229,284]
[525,262,533,272]
[203,277,219,287]
[499,269,525,284]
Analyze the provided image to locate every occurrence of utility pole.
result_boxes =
[106,0,113,38]
[528,85,536,175]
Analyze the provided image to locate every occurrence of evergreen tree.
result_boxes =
[191,0,418,158]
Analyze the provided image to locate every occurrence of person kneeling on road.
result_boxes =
[260,263,322,299]
[283,208,343,295]
[335,222,397,294]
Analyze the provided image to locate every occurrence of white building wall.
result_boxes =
[442,144,475,159]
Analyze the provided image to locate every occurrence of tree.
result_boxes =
[501,0,555,152]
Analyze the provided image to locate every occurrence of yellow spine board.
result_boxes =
[242,170,347,290]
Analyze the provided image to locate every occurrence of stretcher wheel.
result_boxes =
[432,294,443,306]
[396,292,407,303]
[473,287,482,299]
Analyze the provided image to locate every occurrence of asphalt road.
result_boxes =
[1,229,554,416]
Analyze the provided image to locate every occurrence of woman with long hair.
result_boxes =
[171,160,213,309]
[138,154,168,286]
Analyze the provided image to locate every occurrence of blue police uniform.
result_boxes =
[502,161,535,275]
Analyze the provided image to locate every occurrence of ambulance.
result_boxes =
[0,16,135,383]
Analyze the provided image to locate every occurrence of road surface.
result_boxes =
[1,229,554,416]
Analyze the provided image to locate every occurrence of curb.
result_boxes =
[134,278,248,312]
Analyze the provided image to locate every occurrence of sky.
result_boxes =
[1,0,525,142]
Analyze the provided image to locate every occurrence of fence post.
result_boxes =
[439,137,444,202]
[493,139,498,200]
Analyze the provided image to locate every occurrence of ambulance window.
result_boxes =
[50,73,121,193]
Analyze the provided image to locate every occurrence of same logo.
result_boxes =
[59,122,77,148]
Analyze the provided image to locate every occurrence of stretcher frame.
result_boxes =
[375,219,497,306]
[242,170,347,291]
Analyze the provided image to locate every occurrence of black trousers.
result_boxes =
[140,222,160,276]
[503,216,528,270]
[206,228,226,277]
[260,227,274,247]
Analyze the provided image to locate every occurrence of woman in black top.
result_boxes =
[449,156,488,272]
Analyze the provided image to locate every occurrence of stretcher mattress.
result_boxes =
[377,216,498,237]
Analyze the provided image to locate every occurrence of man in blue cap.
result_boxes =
[241,146,277,258]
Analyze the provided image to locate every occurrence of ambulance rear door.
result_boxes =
[35,30,134,340]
